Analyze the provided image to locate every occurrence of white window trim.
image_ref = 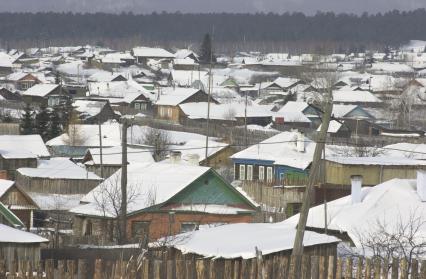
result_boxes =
[239,165,245,181]
[259,166,264,181]
[267,167,273,183]
[247,165,253,181]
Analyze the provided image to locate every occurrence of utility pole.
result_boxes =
[204,28,214,166]
[119,118,128,244]
[98,118,104,179]
[291,78,334,278]
[244,91,248,147]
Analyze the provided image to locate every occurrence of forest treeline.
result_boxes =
[1,10,426,52]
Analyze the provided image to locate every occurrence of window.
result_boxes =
[239,165,245,180]
[131,221,150,238]
[279,173,285,181]
[266,167,273,183]
[181,222,198,233]
[259,166,264,181]
[134,103,141,110]
[83,219,92,236]
[247,165,253,181]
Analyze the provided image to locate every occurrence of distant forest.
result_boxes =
[1,10,426,53]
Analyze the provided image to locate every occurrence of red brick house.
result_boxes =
[71,162,258,243]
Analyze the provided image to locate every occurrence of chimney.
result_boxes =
[187,154,200,166]
[350,175,363,204]
[296,132,305,153]
[417,170,426,202]
[170,151,182,164]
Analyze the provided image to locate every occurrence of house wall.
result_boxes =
[1,186,36,229]
[0,157,37,180]
[0,243,42,271]
[324,160,426,186]
[16,174,101,195]
[126,211,253,241]
[201,146,235,169]
[85,165,120,179]
[155,105,181,122]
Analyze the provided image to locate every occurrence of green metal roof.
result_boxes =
[0,201,24,228]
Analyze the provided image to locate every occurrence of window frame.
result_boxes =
[247,165,253,181]
[266,167,273,183]
[259,166,265,181]
[239,164,246,180]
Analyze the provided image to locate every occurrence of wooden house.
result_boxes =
[259,77,303,97]
[6,72,41,91]
[155,88,216,123]
[16,158,102,195]
[315,156,426,203]
[0,87,22,102]
[0,223,48,271]
[0,180,39,229]
[132,47,175,66]
[22,83,63,107]
[73,99,119,124]
[0,135,50,180]
[70,162,258,243]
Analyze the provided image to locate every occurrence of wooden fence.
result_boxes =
[1,255,426,279]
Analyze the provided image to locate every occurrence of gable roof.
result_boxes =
[164,222,340,259]
[0,180,15,198]
[22,83,59,97]
[333,89,381,103]
[0,135,50,159]
[0,201,24,228]
[0,223,48,243]
[156,88,205,106]
[132,47,174,58]
[284,178,426,249]
[84,146,154,166]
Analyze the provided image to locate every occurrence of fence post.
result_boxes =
[153,260,161,279]
[373,258,381,279]
[345,257,353,279]
[412,259,419,279]
[0,259,5,279]
[27,261,33,279]
[391,258,399,279]
[335,257,342,279]
[365,258,372,279]
[224,260,233,279]
[327,256,335,279]
[58,260,65,279]
[45,259,54,279]
[301,255,311,279]
[78,259,89,279]
[166,260,174,279]
[420,260,426,279]
[381,258,389,279]
[356,257,363,279]
[67,260,75,279]
[256,248,264,279]
[400,259,408,279]
[318,256,326,279]
[195,260,205,279]
[176,260,185,279]
[311,256,320,279]
[36,261,43,279]
[93,259,102,279]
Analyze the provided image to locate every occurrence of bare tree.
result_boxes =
[136,127,171,161]
[92,173,141,244]
[63,112,87,146]
[341,209,426,277]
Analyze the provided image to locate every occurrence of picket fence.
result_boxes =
[1,255,426,279]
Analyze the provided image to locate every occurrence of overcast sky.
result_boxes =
[1,0,425,15]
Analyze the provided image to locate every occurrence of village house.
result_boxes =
[82,146,155,178]
[0,180,39,229]
[284,172,426,251]
[132,47,175,67]
[259,77,304,97]
[70,162,258,243]
[5,72,41,91]
[155,88,217,123]
[178,102,273,127]
[21,83,63,107]
[0,135,50,179]
[161,222,340,260]
[73,99,119,124]
[0,87,22,102]
[0,221,48,271]
[16,158,102,196]
[315,156,426,203]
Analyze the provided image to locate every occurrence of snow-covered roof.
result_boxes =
[317,120,343,133]
[382,143,426,160]
[277,101,310,114]
[30,192,84,211]
[132,47,174,58]
[87,79,155,101]
[17,158,101,180]
[6,72,38,82]
[231,131,329,170]
[73,99,108,118]
[0,52,15,68]
[162,222,340,259]
[179,102,273,120]
[370,62,414,74]
[0,135,50,159]
[85,146,154,166]
[87,71,127,82]
[333,90,381,103]
[0,179,15,198]
[272,77,301,89]
[22,83,59,97]
[163,140,229,164]
[70,162,211,217]
[284,178,426,248]
[0,224,48,243]
[156,88,203,106]
[175,49,198,60]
